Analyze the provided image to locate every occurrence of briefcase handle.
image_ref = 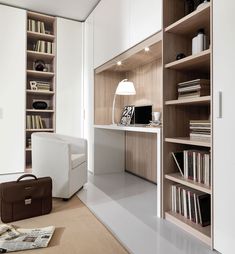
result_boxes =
[17,174,38,182]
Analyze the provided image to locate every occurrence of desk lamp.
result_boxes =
[112,79,136,125]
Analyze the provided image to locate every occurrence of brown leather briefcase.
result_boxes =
[0,174,52,223]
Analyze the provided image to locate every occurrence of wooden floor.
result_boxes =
[5,196,128,254]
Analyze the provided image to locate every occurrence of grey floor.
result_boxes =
[78,172,217,254]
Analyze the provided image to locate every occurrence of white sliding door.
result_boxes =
[56,18,83,137]
[0,5,26,174]
[213,1,235,253]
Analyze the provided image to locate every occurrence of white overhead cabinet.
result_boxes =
[0,5,26,174]
[213,1,235,253]
[129,0,162,46]
[93,0,162,68]
[56,18,84,137]
[93,0,130,68]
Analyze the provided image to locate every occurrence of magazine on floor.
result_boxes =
[0,224,55,253]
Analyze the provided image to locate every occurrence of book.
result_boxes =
[171,185,211,227]
[171,152,184,176]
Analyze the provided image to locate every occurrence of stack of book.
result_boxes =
[190,120,211,140]
[28,19,46,34]
[172,150,211,186]
[29,81,51,91]
[171,184,211,227]
[177,79,210,99]
[26,115,45,129]
[33,40,54,54]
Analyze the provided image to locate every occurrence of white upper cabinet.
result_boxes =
[130,0,162,46]
[93,0,162,68]
[56,18,84,138]
[0,5,26,174]
[93,0,130,68]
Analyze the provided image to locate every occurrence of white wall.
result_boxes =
[84,13,95,172]
[0,5,26,174]
[213,1,235,253]
[56,18,84,137]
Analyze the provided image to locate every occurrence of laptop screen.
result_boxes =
[133,105,152,124]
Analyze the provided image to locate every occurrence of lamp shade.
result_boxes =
[115,79,136,95]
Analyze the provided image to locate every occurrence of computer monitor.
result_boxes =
[132,105,152,125]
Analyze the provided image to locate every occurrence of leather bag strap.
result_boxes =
[17,174,38,182]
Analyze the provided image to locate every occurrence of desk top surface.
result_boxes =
[94,124,161,134]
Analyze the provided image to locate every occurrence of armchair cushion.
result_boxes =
[71,153,86,169]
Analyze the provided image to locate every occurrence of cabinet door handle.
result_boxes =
[217,91,222,118]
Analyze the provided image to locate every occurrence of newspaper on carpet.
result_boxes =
[0,224,55,253]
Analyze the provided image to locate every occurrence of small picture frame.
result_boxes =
[119,105,135,126]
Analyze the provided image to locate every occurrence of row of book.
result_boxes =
[190,120,211,140]
[172,149,211,186]
[28,19,46,34]
[29,81,51,91]
[177,79,210,99]
[26,115,46,129]
[171,184,211,227]
[33,40,54,54]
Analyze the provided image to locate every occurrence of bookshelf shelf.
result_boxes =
[27,31,55,41]
[165,137,211,147]
[27,70,54,78]
[26,109,54,113]
[26,129,55,132]
[26,89,54,95]
[165,49,211,72]
[27,50,55,61]
[165,211,211,246]
[165,96,211,106]
[165,3,210,37]
[26,148,32,152]
[165,173,211,194]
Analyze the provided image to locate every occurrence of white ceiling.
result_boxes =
[0,0,100,21]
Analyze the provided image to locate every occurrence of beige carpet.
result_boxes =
[6,197,129,254]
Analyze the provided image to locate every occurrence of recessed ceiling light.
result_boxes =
[144,47,150,52]
[117,61,122,66]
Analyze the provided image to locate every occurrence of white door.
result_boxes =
[213,1,235,253]
[84,13,95,172]
[0,5,26,174]
[56,18,84,137]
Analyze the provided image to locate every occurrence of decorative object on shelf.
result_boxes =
[192,29,207,55]
[29,81,50,91]
[197,0,210,10]
[185,0,195,15]
[119,105,135,126]
[34,60,46,72]
[112,79,136,125]
[32,101,48,110]
[176,53,186,60]
[193,0,204,9]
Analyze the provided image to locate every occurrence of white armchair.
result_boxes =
[32,133,87,199]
